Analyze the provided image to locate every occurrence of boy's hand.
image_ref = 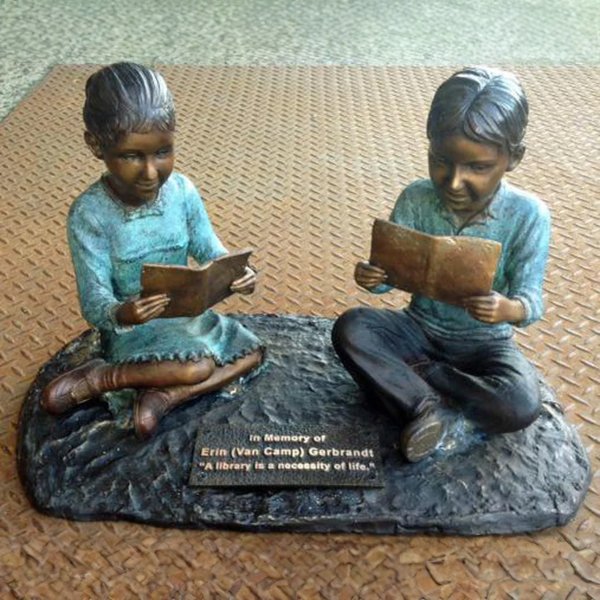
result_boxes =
[462,292,525,324]
[230,266,257,295]
[355,261,387,290]
[116,294,170,325]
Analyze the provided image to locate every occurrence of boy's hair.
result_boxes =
[83,62,176,150]
[426,66,528,156]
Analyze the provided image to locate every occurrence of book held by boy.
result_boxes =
[141,249,253,318]
[369,219,501,305]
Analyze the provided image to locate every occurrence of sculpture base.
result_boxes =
[18,315,591,535]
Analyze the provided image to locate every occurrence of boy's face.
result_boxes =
[87,129,175,207]
[428,134,519,217]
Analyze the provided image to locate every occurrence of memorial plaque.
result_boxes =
[189,425,383,488]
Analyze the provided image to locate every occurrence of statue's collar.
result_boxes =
[100,174,166,221]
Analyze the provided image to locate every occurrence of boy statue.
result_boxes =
[332,67,551,463]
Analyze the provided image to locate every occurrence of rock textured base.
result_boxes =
[18,315,591,535]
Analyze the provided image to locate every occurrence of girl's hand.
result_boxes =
[230,266,256,295]
[355,261,387,290]
[116,294,170,325]
[462,292,525,324]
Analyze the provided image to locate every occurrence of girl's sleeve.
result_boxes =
[67,206,127,332]
[506,200,551,327]
[182,176,228,264]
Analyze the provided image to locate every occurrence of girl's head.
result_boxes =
[427,66,528,161]
[83,62,176,152]
[83,63,176,206]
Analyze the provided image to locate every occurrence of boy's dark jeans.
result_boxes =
[331,307,541,434]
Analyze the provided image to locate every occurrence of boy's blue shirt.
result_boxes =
[373,178,551,341]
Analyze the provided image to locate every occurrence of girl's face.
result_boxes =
[428,134,520,217]
[96,129,175,207]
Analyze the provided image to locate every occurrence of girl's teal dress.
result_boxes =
[67,172,262,365]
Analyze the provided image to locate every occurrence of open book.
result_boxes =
[369,219,501,305]
[141,249,253,318]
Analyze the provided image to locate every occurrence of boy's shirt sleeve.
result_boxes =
[389,185,419,229]
[181,175,228,264]
[505,197,551,327]
[68,203,129,333]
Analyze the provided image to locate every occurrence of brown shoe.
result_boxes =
[133,388,173,440]
[400,405,446,463]
[42,358,107,414]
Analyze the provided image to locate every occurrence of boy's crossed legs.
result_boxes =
[331,307,541,461]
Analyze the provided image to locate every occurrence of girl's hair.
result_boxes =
[426,67,528,156]
[83,62,176,150]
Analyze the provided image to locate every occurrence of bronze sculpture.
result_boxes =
[332,67,551,462]
[41,62,264,439]
[18,64,589,534]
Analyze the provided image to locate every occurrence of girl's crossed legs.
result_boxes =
[42,350,263,438]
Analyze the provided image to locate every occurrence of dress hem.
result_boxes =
[109,342,265,367]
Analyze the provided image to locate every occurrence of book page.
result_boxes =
[141,249,253,318]
[428,236,502,303]
[369,219,431,294]
[369,219,501,304]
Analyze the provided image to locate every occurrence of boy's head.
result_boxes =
[426,67,529,217]
[427,67,528,162]
[83,62,176,153]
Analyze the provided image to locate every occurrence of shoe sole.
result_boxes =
[402,420,444,463]
[133,396,157,440]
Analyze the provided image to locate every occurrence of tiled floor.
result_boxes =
[2,2,599,598]
[1,0,598,119]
